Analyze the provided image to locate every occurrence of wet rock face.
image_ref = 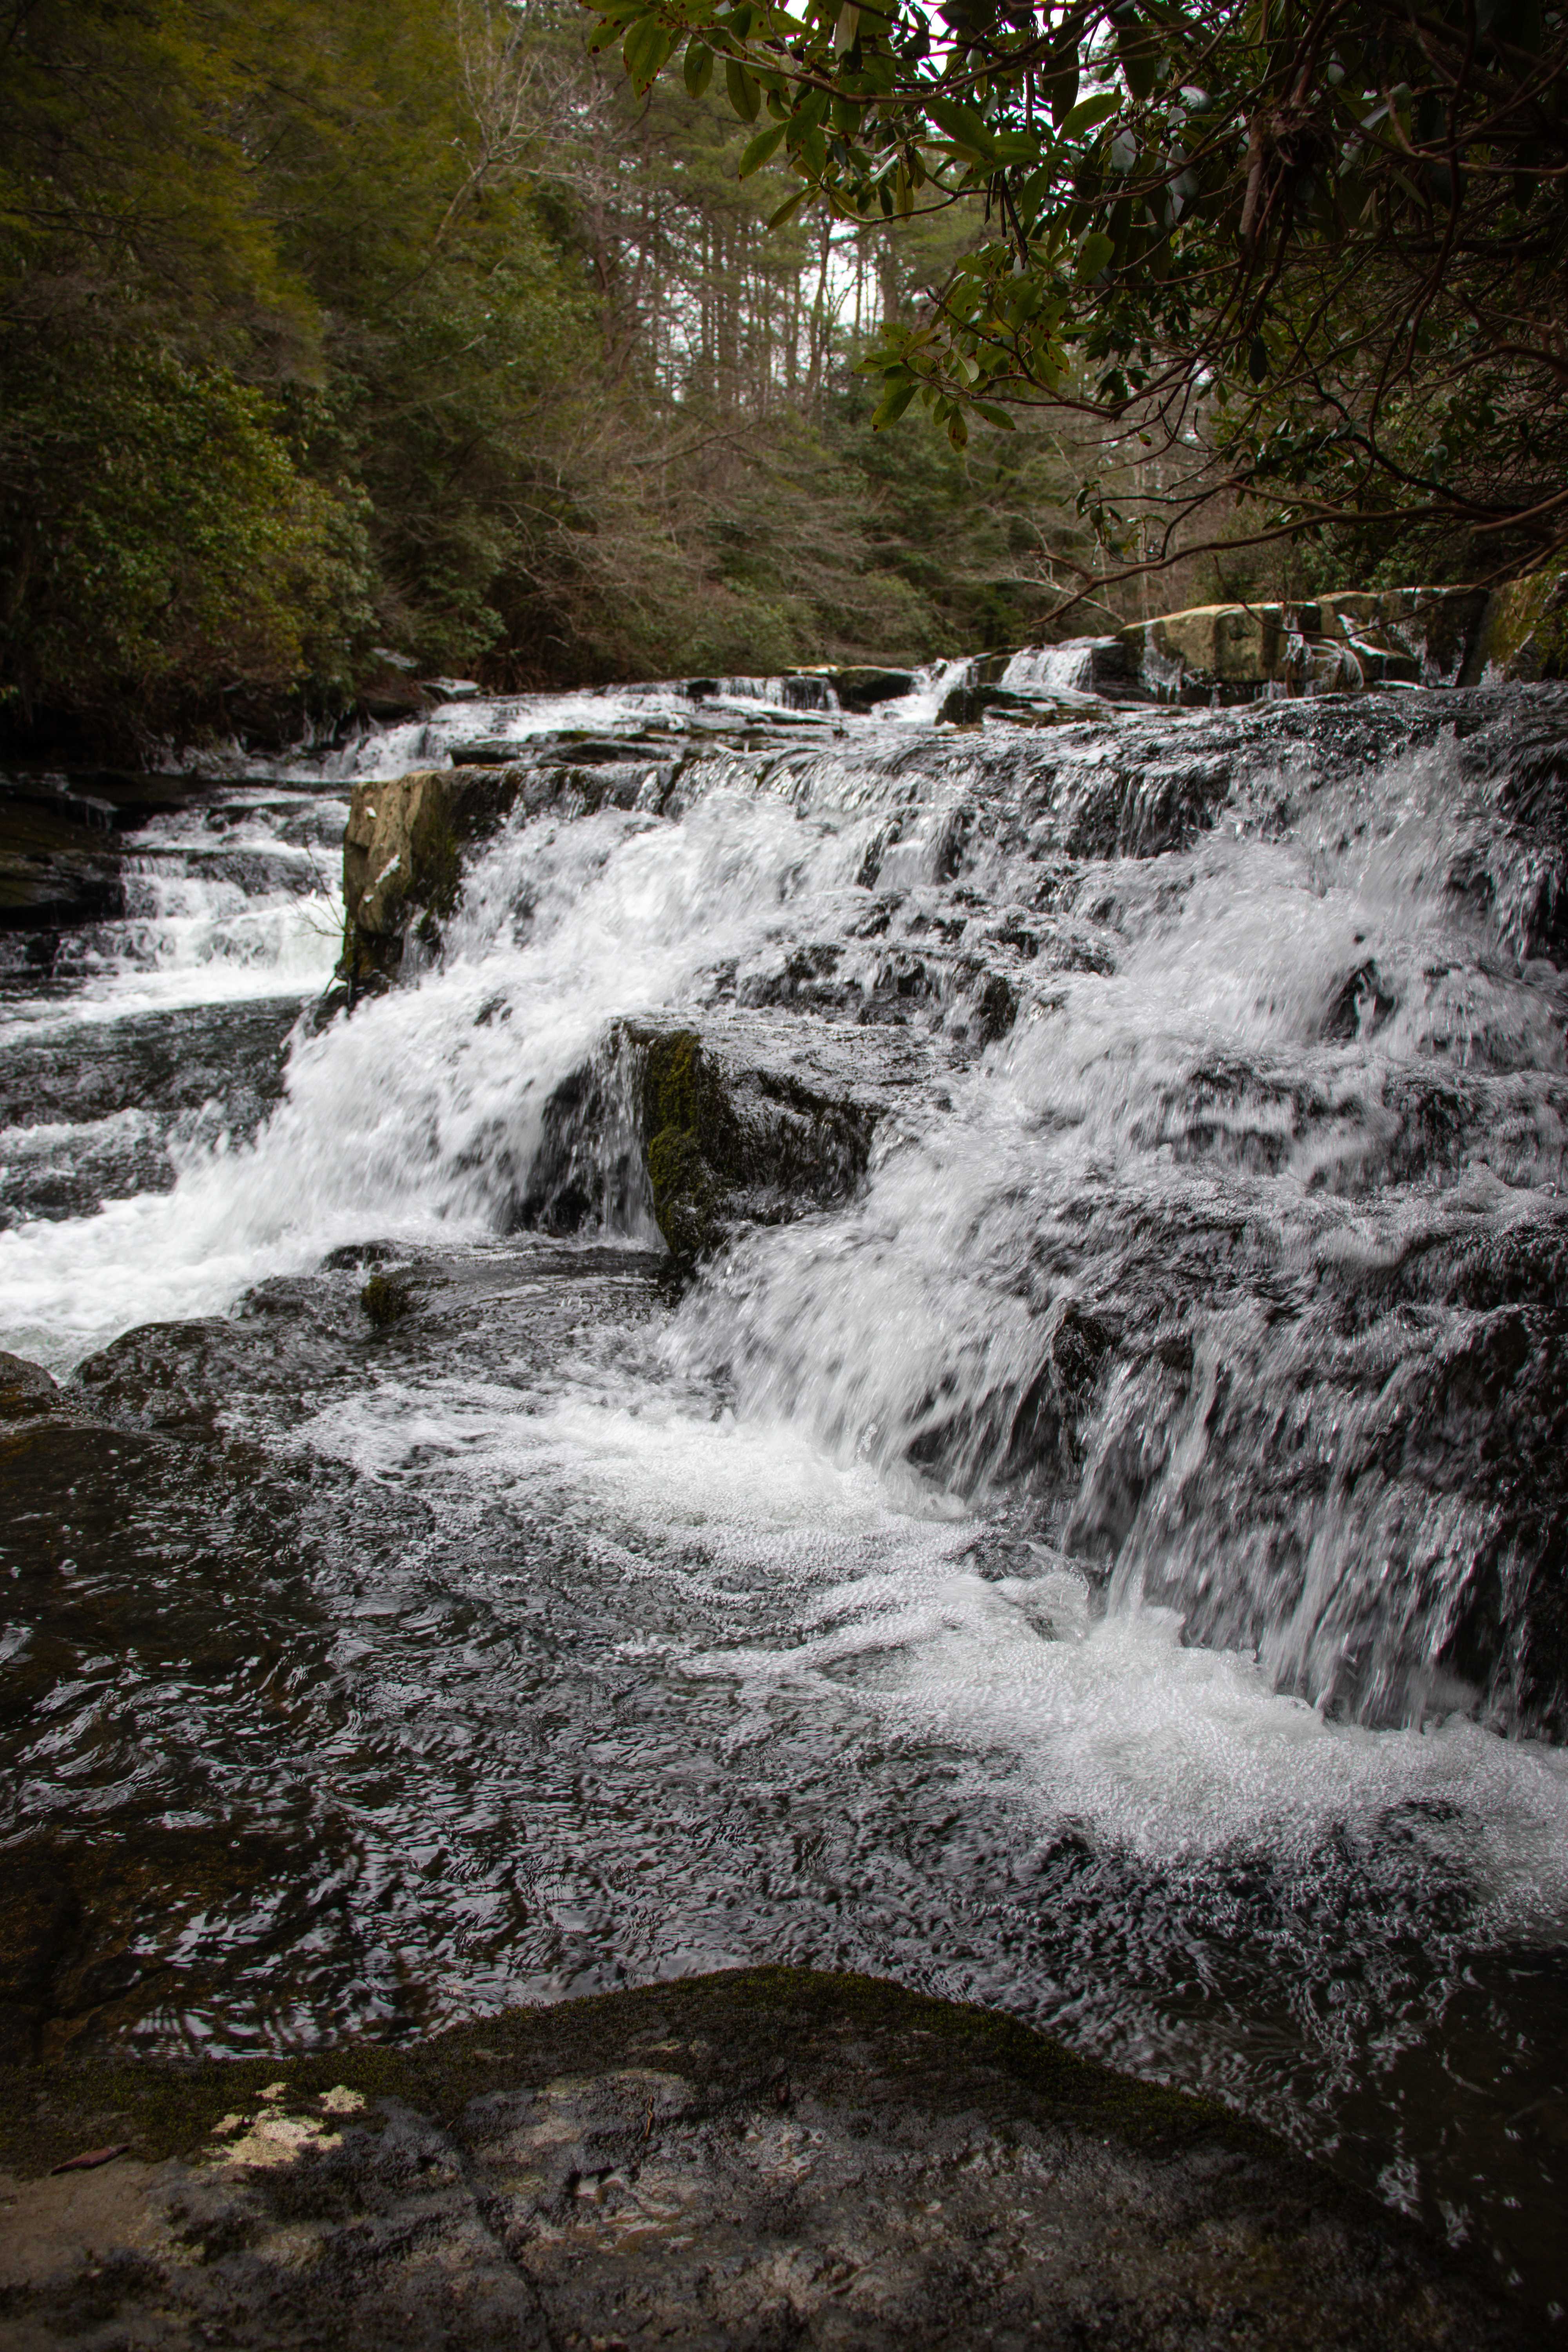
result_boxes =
[637,1028,882,1276]
[0,771,236,944]
[0,1969,1528,2350]
[322,679,1568,1733]
[0,782,123,935]
[0,1350,60,1421]
[340,765,526,985]
[1120,584,1501,701]
[818,664,917,711]
[1475,570,1568,685]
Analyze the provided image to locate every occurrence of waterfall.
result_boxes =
[6,671,1568,2287]
[8,681,1564,1737]
[1000,639,1102,694]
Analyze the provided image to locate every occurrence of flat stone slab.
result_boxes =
[0,1969,1526,2349]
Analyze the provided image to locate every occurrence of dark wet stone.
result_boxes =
[936,680,1038,726]
[360,1272,414,1326]
[0,1969,1529,2348]
[320,1240,404,1270]
[0,1353,61,1422]
[0,779,123,931]
[358,677,432,724]
[633,1025,887,1278]
[0,772,269,935]
[824,664,917,711]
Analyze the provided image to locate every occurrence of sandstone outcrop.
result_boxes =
[1114,575,1566,702]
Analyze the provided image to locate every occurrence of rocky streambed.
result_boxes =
[2,645,1567,2339]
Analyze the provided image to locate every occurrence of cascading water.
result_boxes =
[1,784,344,1235]
[3,673,1567,2319]
[999,638,1102,694]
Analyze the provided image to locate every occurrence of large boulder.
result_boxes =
[339,765,526,988]
[1125,600,1288,698]
[633,1025,885,1276]
[1466,569,1568,683]
[0,1351,62,1421]
[817,664,917,711]
[1318,585,1487,681]
[0,1968,1528,2349]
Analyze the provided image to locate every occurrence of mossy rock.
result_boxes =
[359,1272,412,1327]
[634,1027,880,1279]
[639,1029,743,1273]
[1474,570,1568,683]
[338,766,526,987]
[0,1968,1530,2348]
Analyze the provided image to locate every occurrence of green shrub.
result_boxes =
[0,342,372,738]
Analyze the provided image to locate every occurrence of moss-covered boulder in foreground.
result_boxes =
[0,1968,1528,2348]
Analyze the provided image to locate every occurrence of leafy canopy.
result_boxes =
[583,0,1568,588]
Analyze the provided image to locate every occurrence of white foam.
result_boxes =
[0,791,873,1368]
[697,1563,1568,1916]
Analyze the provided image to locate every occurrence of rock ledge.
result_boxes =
[0,1967,1528,2349]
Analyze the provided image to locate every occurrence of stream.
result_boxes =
[3,664,1567,2321]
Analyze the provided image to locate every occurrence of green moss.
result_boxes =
[640,1031,743,1275]
[1485,570,1568,681]
[406,807,463,924]
[360,1272,412,1325]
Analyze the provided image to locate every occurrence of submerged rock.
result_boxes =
[0,1968,1528,2350]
